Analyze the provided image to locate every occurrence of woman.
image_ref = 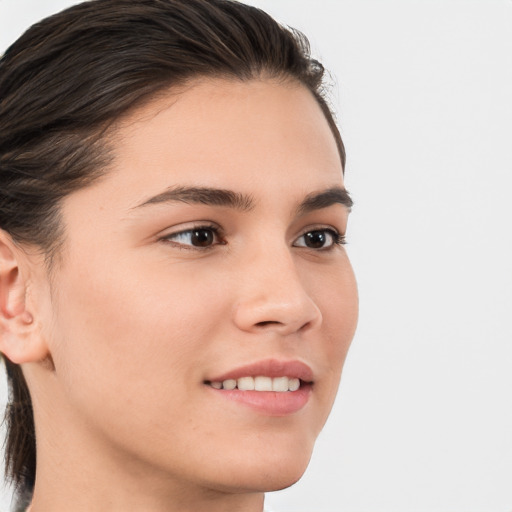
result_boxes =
[0,0,358,511]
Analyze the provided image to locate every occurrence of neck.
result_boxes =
[29,488,264,512]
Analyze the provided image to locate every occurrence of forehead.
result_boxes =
[63,78,345,224]
[109,78,344,193]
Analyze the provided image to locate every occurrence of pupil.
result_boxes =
[192,229,214,247]
[305,231,326,248]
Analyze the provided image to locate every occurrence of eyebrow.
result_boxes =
[297,187,353,215]
[133,185,353,213]
[134,186,255,211]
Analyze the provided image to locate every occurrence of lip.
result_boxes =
[206,358,314,383]
[205,359,314,416]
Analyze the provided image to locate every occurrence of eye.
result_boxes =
[161,226,223,249]
[293,229,345,250]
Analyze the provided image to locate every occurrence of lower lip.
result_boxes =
[206,384,312,416]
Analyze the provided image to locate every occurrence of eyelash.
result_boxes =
[294,229,346,250]
[160,223,225,251]
[159,225,346,251]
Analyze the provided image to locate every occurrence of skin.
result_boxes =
[0,78,358,512]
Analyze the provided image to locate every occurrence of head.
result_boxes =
[0,0,357,507]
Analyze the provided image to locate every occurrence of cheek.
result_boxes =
[309,256,358,404]
[48,256,226,423]
[313,252,358,340]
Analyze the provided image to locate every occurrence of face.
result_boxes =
[39,78,358,493]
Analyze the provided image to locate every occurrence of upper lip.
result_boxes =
[207,359,314,383]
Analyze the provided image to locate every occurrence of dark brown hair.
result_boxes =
[0,0,345,504]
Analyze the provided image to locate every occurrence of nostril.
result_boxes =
[254,318,316,332]
[255,320,281,328]
[256,320,281,327]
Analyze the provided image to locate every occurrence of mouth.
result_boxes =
[204,359,314,416]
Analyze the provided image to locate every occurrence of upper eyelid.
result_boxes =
[160,224,341,236]
[295,224,342,237]
[158,222,220,237]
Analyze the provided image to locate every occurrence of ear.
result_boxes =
[0,230,50,364]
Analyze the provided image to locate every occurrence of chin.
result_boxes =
[217,464,310,495]
[211,439,314,494]
[258,465,309,493]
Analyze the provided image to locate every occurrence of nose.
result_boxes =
[232,246,322,336]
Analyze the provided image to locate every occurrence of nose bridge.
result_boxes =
[233,239,322,335]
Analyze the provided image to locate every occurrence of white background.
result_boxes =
[1,1,511,511]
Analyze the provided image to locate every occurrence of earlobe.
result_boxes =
[0,230,49,364]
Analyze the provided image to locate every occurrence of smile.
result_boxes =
[204,360,314,415]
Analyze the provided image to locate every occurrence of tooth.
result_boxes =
[222,379,237,390]
[254,376,272,391]
[218,376,301,392]
[272,376,289,392]
[237,376,255,391]
[288,378,300,391]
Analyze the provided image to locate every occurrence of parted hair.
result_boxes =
[0,0,345,503]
